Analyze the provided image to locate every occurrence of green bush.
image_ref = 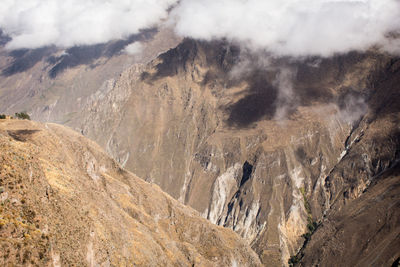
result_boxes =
[15,112,30,120]
[288,255,299,266]
[301,232,311,240]
[0,114,6,119]
[307,221,318,233]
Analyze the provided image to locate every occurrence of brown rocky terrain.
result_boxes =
[297,163,400,267]
[0,118,261,266]
[295,56,400,266]
[0,26,181,124]
[73,40,400,265]
[1,34,399,266]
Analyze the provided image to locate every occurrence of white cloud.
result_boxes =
[273,68,297,120]
[124,42,143,55]
[1,0,399,57]
[338,93,368,124]
[171,0,400,57]
[0,0,177,49]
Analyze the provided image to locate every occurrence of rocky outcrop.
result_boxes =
[0,119,261,266]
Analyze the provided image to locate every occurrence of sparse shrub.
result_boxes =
[288,255,299,266]
[300,187,318,237]
[15,112,30,120]
[301,232,311,240]
[307,221,318,233]
[0,114,6,119]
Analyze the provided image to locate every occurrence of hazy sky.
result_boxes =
[0,0,399,57]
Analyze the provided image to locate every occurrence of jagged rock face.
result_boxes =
[296,57,400,266]
[76,39,400,265]
[0,119,261,266]
[298,165,400,267]
[0,27,181,124]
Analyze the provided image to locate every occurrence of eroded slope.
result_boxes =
[0,27,181,125]
[78,39,400,265]
[0,119,261,266]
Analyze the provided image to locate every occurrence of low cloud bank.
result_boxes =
[0,0,176,49]
[1,0,399,57]
[172,0,400,57]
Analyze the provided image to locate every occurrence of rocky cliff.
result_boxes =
[0,118,261,266]
[296,56,400,266]
[76,39,400,265]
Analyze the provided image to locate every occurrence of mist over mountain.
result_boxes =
[1,0,399,56]
[0,1,399,266]
[172,0,400,57]
[0,0,175,49]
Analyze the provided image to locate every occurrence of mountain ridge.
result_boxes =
[0,118,261,266]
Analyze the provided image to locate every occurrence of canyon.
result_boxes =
[0,29,399,266]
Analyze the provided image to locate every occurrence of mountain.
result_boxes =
[298,162,400,266]
[0,27,181,124]
[72,40,400,265]
[0,118,261,266]
[0,34,399,266]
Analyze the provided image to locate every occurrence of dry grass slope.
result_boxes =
[0,119,261,266]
